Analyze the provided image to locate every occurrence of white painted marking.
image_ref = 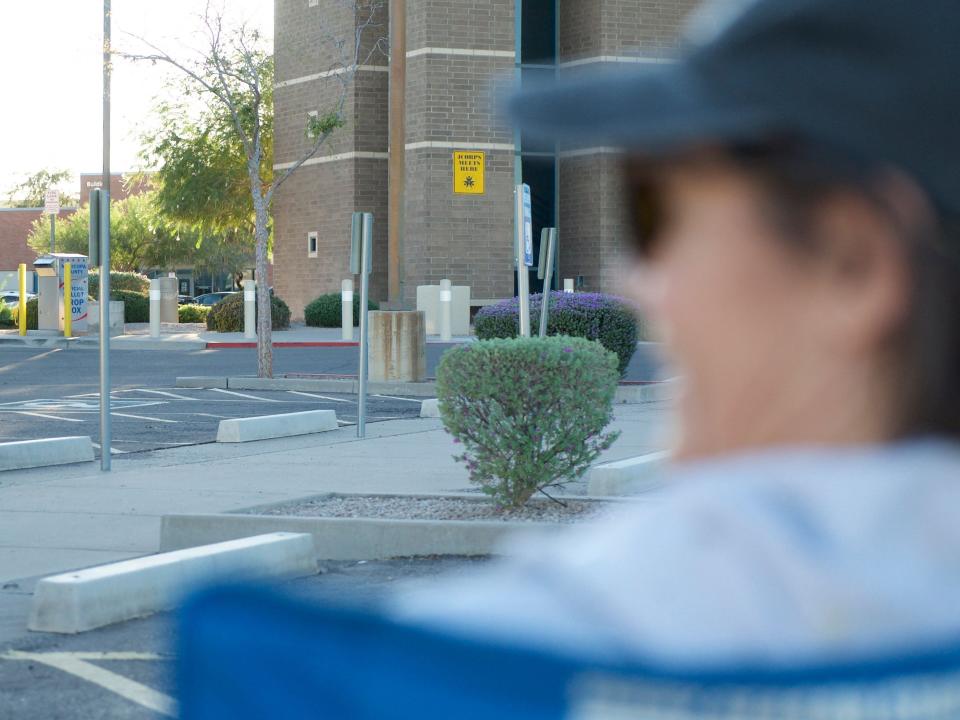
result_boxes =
[287,390,352,404]
[211,388,280,402]
[1,651,177,717]
[372,394,422,403]
[336,419,354,426]
[15,411,84,423]
[90,442,128,455]
[123,388,197,401]
[193,412,232,419]
[111,412,178,424]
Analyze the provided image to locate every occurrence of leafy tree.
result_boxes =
[6,169,77,208]
[123,2,387,378]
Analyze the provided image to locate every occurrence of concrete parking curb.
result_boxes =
[28,532,318,633]
[420,398,440,418]
[160,513,562,561]
[0,436,95,472]
[176,376,678,404]
[216,409,339,443]
[587,451,669,496]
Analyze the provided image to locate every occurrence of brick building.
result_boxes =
[273,0,699,319]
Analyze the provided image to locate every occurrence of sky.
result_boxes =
[0,1,273,202]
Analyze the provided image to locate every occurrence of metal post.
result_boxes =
[538,229,556,338]
[50,214,56,254]
[515,186,532,337]
[243,279,256,340]
[149,279,161,338]
[341,278,354,341]
[357,213,373,438]
[64,263,72,338]
[439,279,452,342]
[100,0,112,471]
[17,264,26,336]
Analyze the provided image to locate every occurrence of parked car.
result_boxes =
[178,295,195,305]
[193,292,236,306]
[1,291,36,308]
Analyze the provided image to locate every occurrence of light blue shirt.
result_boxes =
[395,440,960,667]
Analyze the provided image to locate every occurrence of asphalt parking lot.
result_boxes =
[0,556,487,719]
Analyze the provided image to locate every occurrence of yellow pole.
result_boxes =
[64,262,72,338]
[17,263,26,336]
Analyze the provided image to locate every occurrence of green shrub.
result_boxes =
[0,304,14,328]
[437,336,621,508]
[178,304,210,323]
[206,292,291,332]
[304,292,379,327]
[474,292,641,375]
[110,289,149,322]
[88,270,150,297]
[11,298,38,330]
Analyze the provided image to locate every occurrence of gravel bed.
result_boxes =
[244,494,611,524]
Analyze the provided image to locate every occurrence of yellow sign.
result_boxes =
[453,151,485,195]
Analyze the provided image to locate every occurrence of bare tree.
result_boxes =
[122,0,386,377]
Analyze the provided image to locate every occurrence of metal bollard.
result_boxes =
[341,278,354,341]
[149,278,161,338]
[439,279,452,342]
[63,263,72,338]
[243,279,256,339]
[563,278,575,294]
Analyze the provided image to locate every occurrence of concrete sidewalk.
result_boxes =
[0,402,670,586]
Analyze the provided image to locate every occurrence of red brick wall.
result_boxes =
[0,208,77,270]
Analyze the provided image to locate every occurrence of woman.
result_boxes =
[396,0,960,667]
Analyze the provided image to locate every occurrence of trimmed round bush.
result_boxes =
[0,303,15,329]
[110,289,149,323]
[11,298,39,330]
[304,292,379,327]
[474,292,641,375]
[178,304,210,323]
[437,336,621,508]
[88,270,149,298]
[206,292,291,332]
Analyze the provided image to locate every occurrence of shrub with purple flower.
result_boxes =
[474,292,642,375]
[437,335,621,508]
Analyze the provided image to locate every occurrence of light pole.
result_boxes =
[99,0,112,471]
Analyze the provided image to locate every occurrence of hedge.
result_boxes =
[0,303,15,329]
[437,336,621,507]
[206,292,291,332]
[474,292,641,375]
[178,304,210,323]
[304,292,379,327]
[10,298,38,330]
[110,290,149,323]
[88,270,149,298]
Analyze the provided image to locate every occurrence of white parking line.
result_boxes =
[287,390,353,404]
[111,412,178,424]
[91,442,128,455]
[124,388,198,401]
[15,411,84,423]
[1,651,176,717]
[210,388,280,402]
[372,394,424,403]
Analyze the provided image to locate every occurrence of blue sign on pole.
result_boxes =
[521,184,534,267]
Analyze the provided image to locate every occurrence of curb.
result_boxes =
[217,409,339,443]
[206,341,359,349]
[0,436,95,472]
[28,532,317,633]
[160,513,562,561]
[175,376,678,403]
[587,451,669,496]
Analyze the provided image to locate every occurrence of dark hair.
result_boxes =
[626,139,960,439]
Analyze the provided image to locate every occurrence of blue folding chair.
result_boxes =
[178,584,960,719]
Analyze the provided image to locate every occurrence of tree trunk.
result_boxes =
[253,194,272,378]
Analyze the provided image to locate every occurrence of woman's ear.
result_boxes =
[810,188,911,354]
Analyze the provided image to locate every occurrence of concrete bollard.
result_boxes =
[369,311,426,382]
[243,279,256,339]
[439,279,452,342]
[563,278,575,293]
[158,276,179,323]
[149,279,161,338]
[341,278,354,341]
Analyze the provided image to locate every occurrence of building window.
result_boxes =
[307,232,318,258]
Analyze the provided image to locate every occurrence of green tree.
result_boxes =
[6,169,77,208]
[124,2,386,377]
